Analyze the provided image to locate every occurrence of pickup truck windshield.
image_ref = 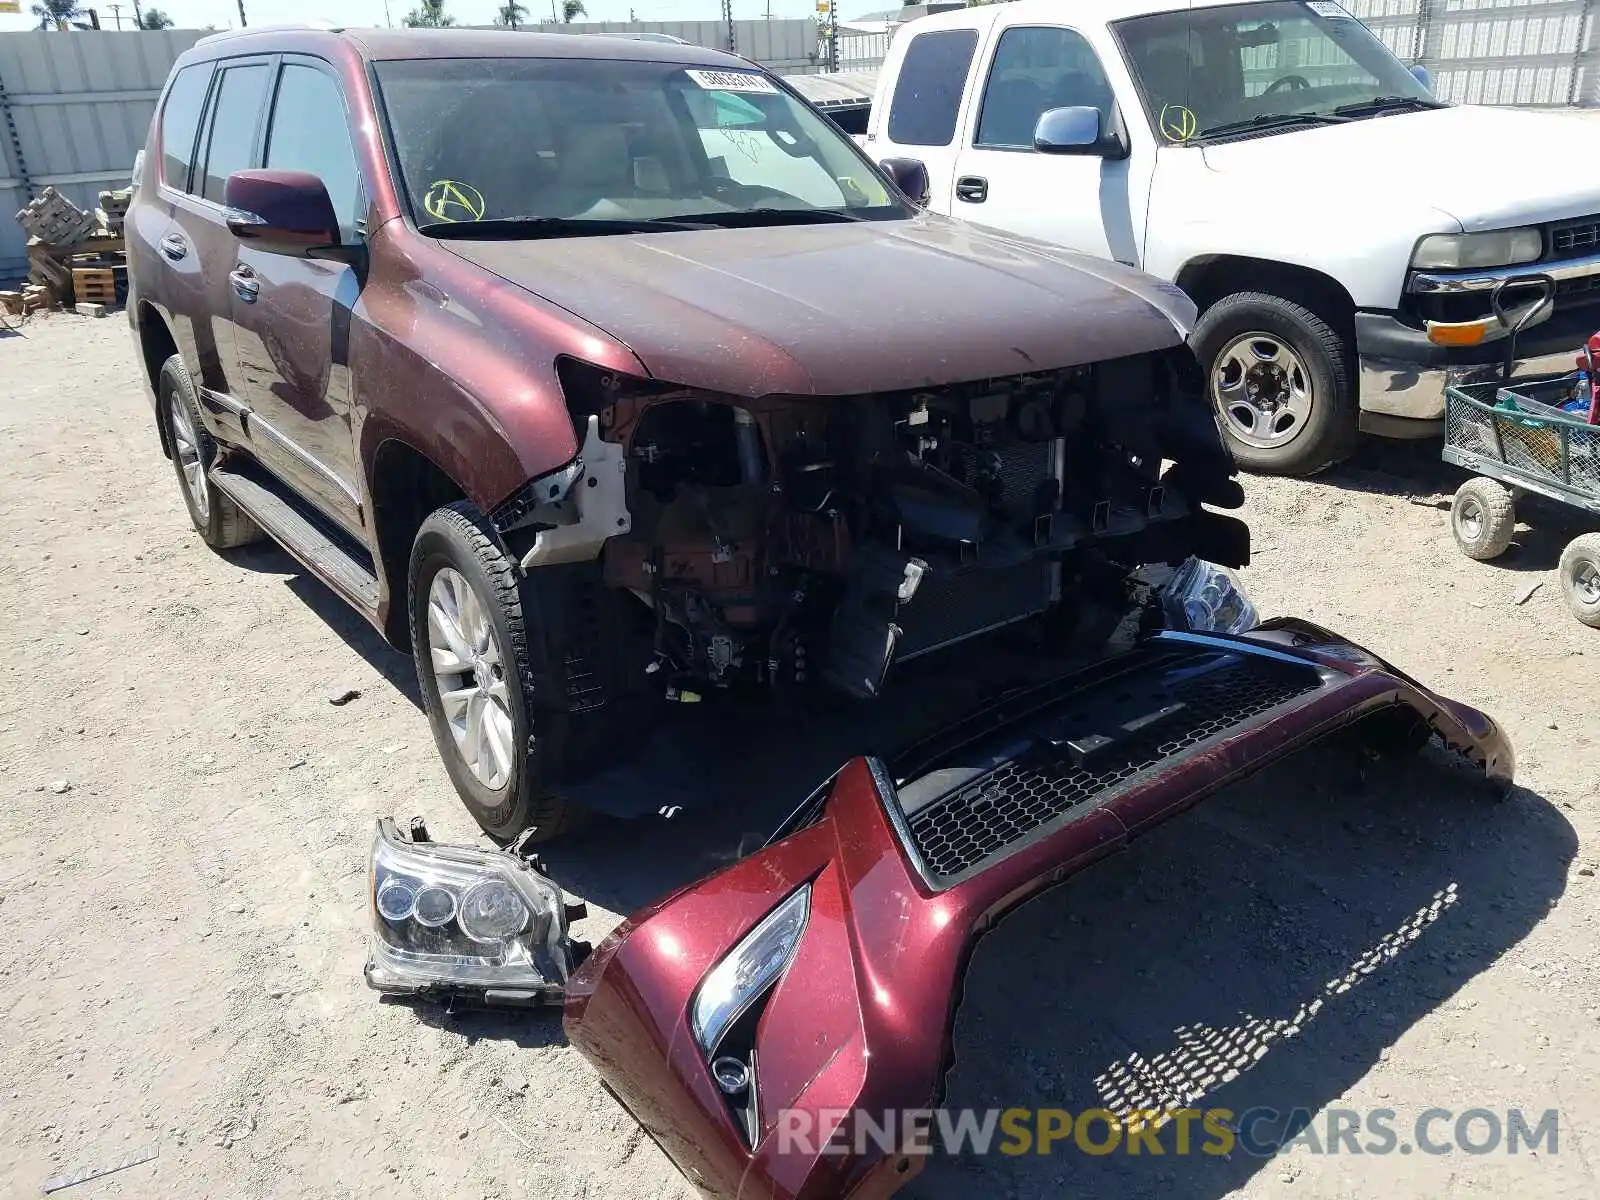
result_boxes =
[373,57,902,232]
[1113,1,1440,143]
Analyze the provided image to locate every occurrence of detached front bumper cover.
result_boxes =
[561,620,1512,1200]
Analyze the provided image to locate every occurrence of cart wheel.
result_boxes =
[1450,478,1516,560]
[1558,534,1600,628]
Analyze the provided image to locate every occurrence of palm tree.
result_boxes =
[495,0,526,27]
[138,7,175,26]
[562,0,585,22]
[403,0,455,27]
[31,0,83,28]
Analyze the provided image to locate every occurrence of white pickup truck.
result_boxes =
[857,0,1600,474]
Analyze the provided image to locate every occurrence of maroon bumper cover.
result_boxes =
[563,620,1512,1200]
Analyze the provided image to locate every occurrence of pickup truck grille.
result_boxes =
[1547,215,1600,259]
[902,650,1324,883]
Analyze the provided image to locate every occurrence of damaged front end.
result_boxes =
[492,349,1248,702]
[557,622,1511,1200]
[364,619,1512,1198]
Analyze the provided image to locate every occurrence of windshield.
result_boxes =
[1112,1,1439,143]
[372,57,903,232]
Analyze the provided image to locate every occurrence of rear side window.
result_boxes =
[265,64,364,240]
[887,29,979,147]
[198,63,271,205]
[159,64,213,192]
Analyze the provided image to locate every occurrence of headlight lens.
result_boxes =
[1163,557,1259,636]
[1411,228,1541,270]
[365,819,570,999]
[690,885,811,1054]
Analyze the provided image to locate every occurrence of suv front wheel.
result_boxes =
[408,502,584,843]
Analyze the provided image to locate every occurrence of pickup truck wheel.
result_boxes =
[157,355,261,549]
[1193,292,1358,477]
[408,502,585,844]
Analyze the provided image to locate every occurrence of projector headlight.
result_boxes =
[1163,557,1259,636]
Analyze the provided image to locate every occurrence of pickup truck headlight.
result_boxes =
[365,818,574,1003]
[1163,557,1259,637]
[1411,228,1541,270]
[690,885,811,1054]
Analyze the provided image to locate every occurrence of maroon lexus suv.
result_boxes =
[127,26,1252,842]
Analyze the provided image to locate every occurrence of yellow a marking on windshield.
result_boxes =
[423,179,486,223]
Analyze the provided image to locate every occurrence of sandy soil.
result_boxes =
[1,310,1597,1200]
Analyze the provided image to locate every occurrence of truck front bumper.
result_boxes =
[1356,304,1598,435]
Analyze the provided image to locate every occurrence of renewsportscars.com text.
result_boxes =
[776,1106,1561,1159]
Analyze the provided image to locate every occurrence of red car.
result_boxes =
[365,617,1510,1199]
[128,26,1252,845]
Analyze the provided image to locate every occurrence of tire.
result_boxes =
[1558,533,1600,628]
[1192,291,1359,477]
[157,354,261,550]
[1450,477,1516,561]
[408,501,587,843]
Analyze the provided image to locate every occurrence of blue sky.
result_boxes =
[0,0,834,34]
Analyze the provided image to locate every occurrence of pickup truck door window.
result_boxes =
[874,28,980,219]
[952,25,1148,266]
[231,59,367,533]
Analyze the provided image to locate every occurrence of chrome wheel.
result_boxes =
[427,567,515,790]
[1212,332,1313,449]
[1457,497,1484,542]
[167,393,210,524]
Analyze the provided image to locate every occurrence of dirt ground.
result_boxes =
[2,310,1597,1200]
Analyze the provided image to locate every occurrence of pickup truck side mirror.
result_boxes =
[224,169,353,262]
[878,156,931,207]
[1033,106,1129,159]
[1409,63,1434,92]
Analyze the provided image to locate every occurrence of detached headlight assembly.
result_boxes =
[1411,228,1541,270]
[365,818,578,1006]
[690,885,810,1054]
[1163,556,1259,637]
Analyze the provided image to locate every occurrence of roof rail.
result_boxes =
[195,20,345,46]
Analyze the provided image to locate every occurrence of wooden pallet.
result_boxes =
[72,267,116,307]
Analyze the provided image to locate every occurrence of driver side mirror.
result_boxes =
[878,156,930,207]
[1033,106,1129,159]
[1410,63,1434,92]
[224,169,354,262]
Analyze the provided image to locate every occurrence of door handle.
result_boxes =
[159,232,188,261]
[229,266,260,303]
[955,176,988,204]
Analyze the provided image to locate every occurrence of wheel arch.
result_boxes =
[136,302,181,458]
[368,438,469,648]
[1176,255,1357,342]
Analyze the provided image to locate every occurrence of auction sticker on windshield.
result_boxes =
[685,69,778,94]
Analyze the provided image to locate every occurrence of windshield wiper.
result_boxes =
[417,215,722,239]
[1192,112,1350,142]
[647,208,872,228]
[1332,95,1448,117]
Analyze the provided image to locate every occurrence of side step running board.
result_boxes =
[210,464,381,614]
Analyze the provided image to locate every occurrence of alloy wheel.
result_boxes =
[427,567,516,790]
[168,393,210,524]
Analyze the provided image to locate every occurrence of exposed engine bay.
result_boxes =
[500,352,1248,702]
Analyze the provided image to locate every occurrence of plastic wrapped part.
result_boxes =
[364,818,575,1004]
[1162,556,1259,636]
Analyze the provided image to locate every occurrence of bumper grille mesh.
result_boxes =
[904,654,1323,882]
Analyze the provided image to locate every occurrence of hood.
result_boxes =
[440,214,1194,397]
[1200,106,1600,231]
